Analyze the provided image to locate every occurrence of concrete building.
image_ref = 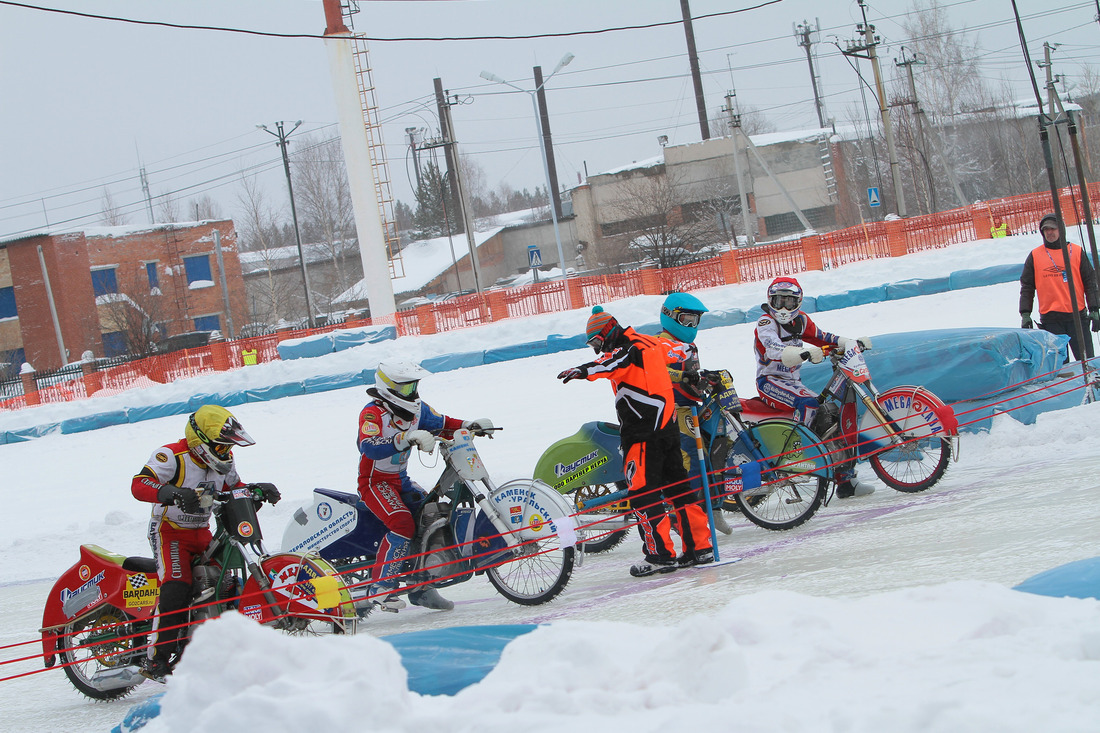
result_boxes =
[0,221,246,375]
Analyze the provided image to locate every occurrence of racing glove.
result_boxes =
[1021,312,1034,329]
[781,344,823,367]
[251,482,281,505]
[157,484,201,514]
[464,418,495,436]
[557,366,587,383]
[1089,310,1100,333]
[395,429,436,452]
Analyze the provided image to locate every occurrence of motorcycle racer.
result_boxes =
[357,359,493,612]
[754,277,874,499]
[558,306,713,576]
[131,404,278,680]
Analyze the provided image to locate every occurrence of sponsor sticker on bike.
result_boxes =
[242,604,263,621]
[123,574,158,608]
[237,521,254,537]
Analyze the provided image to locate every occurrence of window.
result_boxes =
[102,331,127,357]
[183,254,212,285]
[194,314,220,332]
[145,262,159,291]
[91,267,118,296]
[0,286,16,319]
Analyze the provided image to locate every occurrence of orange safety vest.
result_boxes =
[1031,242,1086,314]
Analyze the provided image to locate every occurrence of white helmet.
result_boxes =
[371,359,430,422]
[766,277,804,325]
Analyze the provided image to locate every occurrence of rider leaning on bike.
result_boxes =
[131,404,280,680]
[754,277,874,499]
[357,359,493,612]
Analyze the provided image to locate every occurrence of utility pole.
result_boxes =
[436,91,484,293]
[259,120,316,329]
[434,78,464,234]
[533,65,564,220]
[844,0,906,218]
[407,127,424,193]
[794,19,827,129]
[896,47,966,209]
[138,164,155,224]
[680,0,710,140]
[723,91,755,246]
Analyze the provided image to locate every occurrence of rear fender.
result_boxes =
[533,422,625,493]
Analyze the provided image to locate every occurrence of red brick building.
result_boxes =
[0,221,247,373]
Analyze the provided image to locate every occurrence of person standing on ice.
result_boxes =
[656,291,732,537]
[754,277,874,499]
[131,404,279,681]
[1019,213,1099,363]
[558,307,713,576]
[357,359,494,612]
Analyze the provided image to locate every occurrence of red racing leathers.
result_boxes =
[573,327,711,563]
[131,439,246,662]
[356,401,465,591]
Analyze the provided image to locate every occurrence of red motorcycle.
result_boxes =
[40,484,357,700]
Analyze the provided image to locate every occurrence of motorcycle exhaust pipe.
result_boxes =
[90,665,144,691]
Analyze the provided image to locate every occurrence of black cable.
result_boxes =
[0,0,783,42]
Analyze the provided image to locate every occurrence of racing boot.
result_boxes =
[711,507,734,535]
[677,546,716,567]
[140,652,173,682]
[408,586,454,611]
[629,555,678,577]
[835,470,875,499]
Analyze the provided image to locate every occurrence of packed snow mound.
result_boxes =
[134,583,1100,733]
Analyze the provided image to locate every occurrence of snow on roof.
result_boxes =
[239,240,356,273]
[594,155,664,177]
[333,225,506,303]
[0,220,227,246]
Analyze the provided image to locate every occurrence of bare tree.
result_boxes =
[100,187,129,226]
[235,174,297,325]
[97,269,168,356]
[156,189,181,223]
[188,194,223,221]
[607,170,723,269]
[290,134,361,315]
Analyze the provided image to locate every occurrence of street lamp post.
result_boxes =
[258,120,317,329]
[481,53,574,299]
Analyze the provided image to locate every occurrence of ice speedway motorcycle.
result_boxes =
[534,368,837,550]
[738,343,959,494]
[281,427,578,610]
[534,345,959,549]
[40,484,356,701]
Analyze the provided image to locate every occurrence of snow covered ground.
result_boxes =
[2,230,1099,732]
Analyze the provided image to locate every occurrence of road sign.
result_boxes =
[528,245,542,268]
[867,187,881,208]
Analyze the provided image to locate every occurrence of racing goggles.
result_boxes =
[770,294,800,311]
[381,373,420,398]
[209,442,233,460]
[663,306,702,329]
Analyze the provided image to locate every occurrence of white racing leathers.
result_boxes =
[753,309,841,425]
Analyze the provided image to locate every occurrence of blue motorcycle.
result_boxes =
[282,428,577,608]
[534,370,834,550]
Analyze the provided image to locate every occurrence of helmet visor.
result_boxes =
[770,294,800,311]
[210,443,233,460]
[380,373,419,398]
[673,310,701,328]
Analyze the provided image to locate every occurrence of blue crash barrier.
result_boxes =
[112,624,539,732]
[799,328,1068,406]
[1014,556,1100,601]
[1,263,1084,442]
[60,409,128,434]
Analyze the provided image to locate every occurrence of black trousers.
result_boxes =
[1040,311,1095,362]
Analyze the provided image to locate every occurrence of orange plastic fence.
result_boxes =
[4,185,1098,413]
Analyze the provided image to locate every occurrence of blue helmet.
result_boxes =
[660,292,708,342]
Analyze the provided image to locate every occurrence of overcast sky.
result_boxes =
[1,0,1098,241]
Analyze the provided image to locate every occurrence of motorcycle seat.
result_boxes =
[740,397,795,421]
[122,556,157,574]
[314,487,361,506]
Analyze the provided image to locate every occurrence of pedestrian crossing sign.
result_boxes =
[528,245,542,268]
[867,187,881,208]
